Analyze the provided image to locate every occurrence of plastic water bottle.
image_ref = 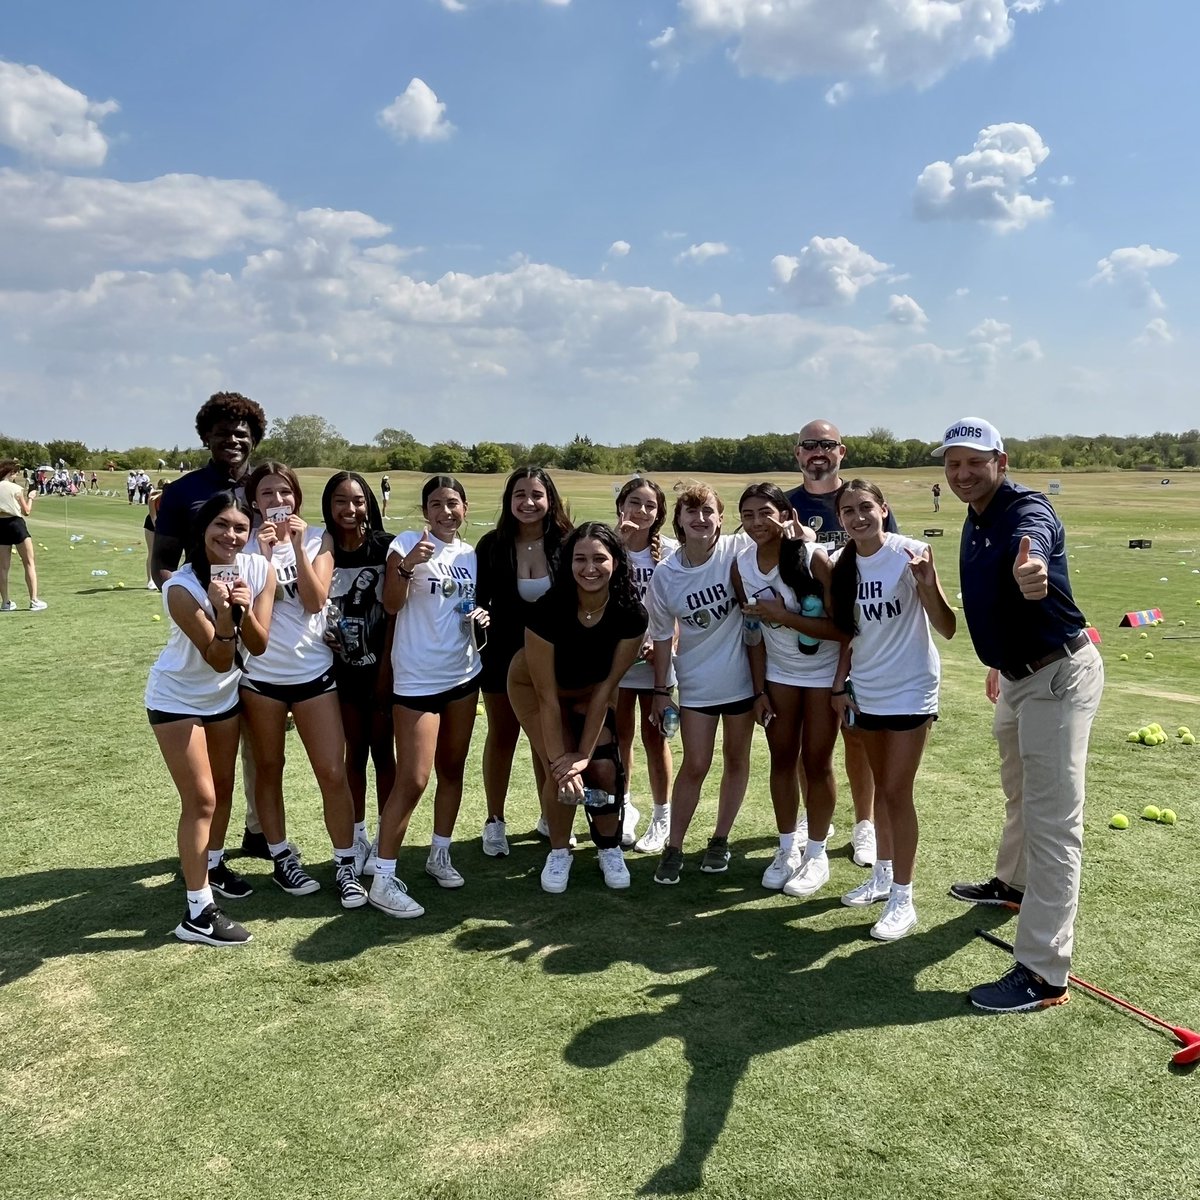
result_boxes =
[91,569,109,577]
[797,594,824,653]
[582,788,613,809]
[660,705,680,738]
[742,597,762,646]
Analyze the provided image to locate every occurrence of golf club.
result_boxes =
[976,929,1200,1066]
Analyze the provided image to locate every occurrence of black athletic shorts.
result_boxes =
[147,701,241,727]
[0,516,30,546]
[393,678,479,714]
[854,712,937,732]
[240,669,337,706]
[682,695,755,719]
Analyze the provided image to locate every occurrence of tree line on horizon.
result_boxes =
[4,414,1200,476]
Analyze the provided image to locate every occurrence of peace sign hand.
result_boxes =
[904,544,936,589]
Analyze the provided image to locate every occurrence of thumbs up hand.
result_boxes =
[1013,534,1049,600]
[403,526,436,573]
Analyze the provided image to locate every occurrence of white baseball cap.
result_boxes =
[932,417,1004,457]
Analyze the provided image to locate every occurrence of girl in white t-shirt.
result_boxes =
[368,476,490,920]
[646,483,754,885]
[829,479,956,942]
[146,491,274,947]
[614,477,678,855]
[732,482,846,900]
[240,463,366,911]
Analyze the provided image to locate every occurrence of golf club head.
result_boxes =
[1171,1033,1200,1066]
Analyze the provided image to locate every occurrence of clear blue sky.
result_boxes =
[1,1,1195,449]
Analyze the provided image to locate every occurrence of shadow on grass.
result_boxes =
[0,858,180,985]
[291,842,1004,1197]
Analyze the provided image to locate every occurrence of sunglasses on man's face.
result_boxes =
[798,439,840,451]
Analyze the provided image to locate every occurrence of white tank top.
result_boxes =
[620,537,679,690]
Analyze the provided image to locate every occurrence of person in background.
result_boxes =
[144,479,167,590]
[380,475,391,519]
[932,482,942,513]
[0,460,47,612]
[474,467,572,857]
[936,418,1103,1012]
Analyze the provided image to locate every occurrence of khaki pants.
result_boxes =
[991,644,1104,986]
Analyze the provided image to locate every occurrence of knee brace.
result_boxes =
[582,740,626,849]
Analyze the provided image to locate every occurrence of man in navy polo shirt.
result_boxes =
[151,391,267,586]
[784,418,900,869]
[935,417,1103,1014]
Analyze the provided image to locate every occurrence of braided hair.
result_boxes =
[615,476,668,562]
[829,478,888,637]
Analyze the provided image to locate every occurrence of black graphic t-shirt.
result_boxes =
[328,529,394,696]
[785,484,898,548]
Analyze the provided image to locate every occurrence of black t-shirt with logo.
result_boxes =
[785,484,899,549]
[328,529,394,697]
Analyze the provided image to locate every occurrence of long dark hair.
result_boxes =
[422,474,466,507]
[185,491,253,593]
[737,482,821,600]
[496,467,572,544]
[829,478,888,636]
[615,476,668,563]
[321,471,384,543]
[550,522,639,617]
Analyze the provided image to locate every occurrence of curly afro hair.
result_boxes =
[195,392,267,445]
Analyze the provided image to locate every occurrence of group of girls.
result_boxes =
[148,462,954,948]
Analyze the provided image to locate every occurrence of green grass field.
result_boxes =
[2,467,1197,1200]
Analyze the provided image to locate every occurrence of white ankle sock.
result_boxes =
[206,849,223,870]
[353,821,368,841]
[375,857,397,877]
[187,886,214,918]
[779,832,795,853]
[431,833,451,851]
[892,881,913,902]
[267,839,289,858]
[805,839,827,859]
[332,845,353,862]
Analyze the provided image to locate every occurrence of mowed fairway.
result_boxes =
[2,466,1197,1200]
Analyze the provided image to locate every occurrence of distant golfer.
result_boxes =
[935,417,1103,1013]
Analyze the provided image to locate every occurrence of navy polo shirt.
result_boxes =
[785,484,899,548]
[958,479,1086,672]
[154,461,247,542]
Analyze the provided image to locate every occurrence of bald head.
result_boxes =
[794,419,846,490]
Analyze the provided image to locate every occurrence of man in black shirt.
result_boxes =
[150,392,267,587]
[783,418,896,869]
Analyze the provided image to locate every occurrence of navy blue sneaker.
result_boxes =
[969,964,1069,1013]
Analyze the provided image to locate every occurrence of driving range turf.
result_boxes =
[2,467,1197,1199]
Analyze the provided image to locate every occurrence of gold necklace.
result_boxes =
[580,598,609,623]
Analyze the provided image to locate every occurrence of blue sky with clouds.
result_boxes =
[1,1,1195,450]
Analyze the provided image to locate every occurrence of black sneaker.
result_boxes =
[208,857,253,900]
[272,850,321,896]
[654,845,684,886]
[948,876,1023,910]
[699,835,731,874]
[334,858,368,909]
[174,903,252,947]
[240,827,271,859]
[969,964,1069,1013]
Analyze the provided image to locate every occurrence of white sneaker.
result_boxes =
[634,806,670,854]
[621,801,640,849]
[1,600,16,612]
[536,815,576,848]
[761,843,803,890]
[368,873,425,918]
[29,599,48,611]
[796,817,835,843]
[782,852,830,898]
[145,580,157,590]
[361,838,379,876]
[482,818,510,857]
[871,894,918,941]
[851,820,877,868]
[598,846,631,889]
[352,831,373,875]
[841,873,892,907]
[541,848,573,894]
[425,846,465,889]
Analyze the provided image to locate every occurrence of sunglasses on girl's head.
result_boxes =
[799,439,840,451]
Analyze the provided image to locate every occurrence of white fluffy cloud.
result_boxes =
[772,237,891,307]
[378,79,455,143]
[887,293,927,328]
[608,240,631,258]
[1090,245,1179,311]
[675,241,730,266]
[0,169,289,287]
[1136,318,1173,346]
[666,1,1042,90]
[914,123,1053,232]
[0,60,118,167]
